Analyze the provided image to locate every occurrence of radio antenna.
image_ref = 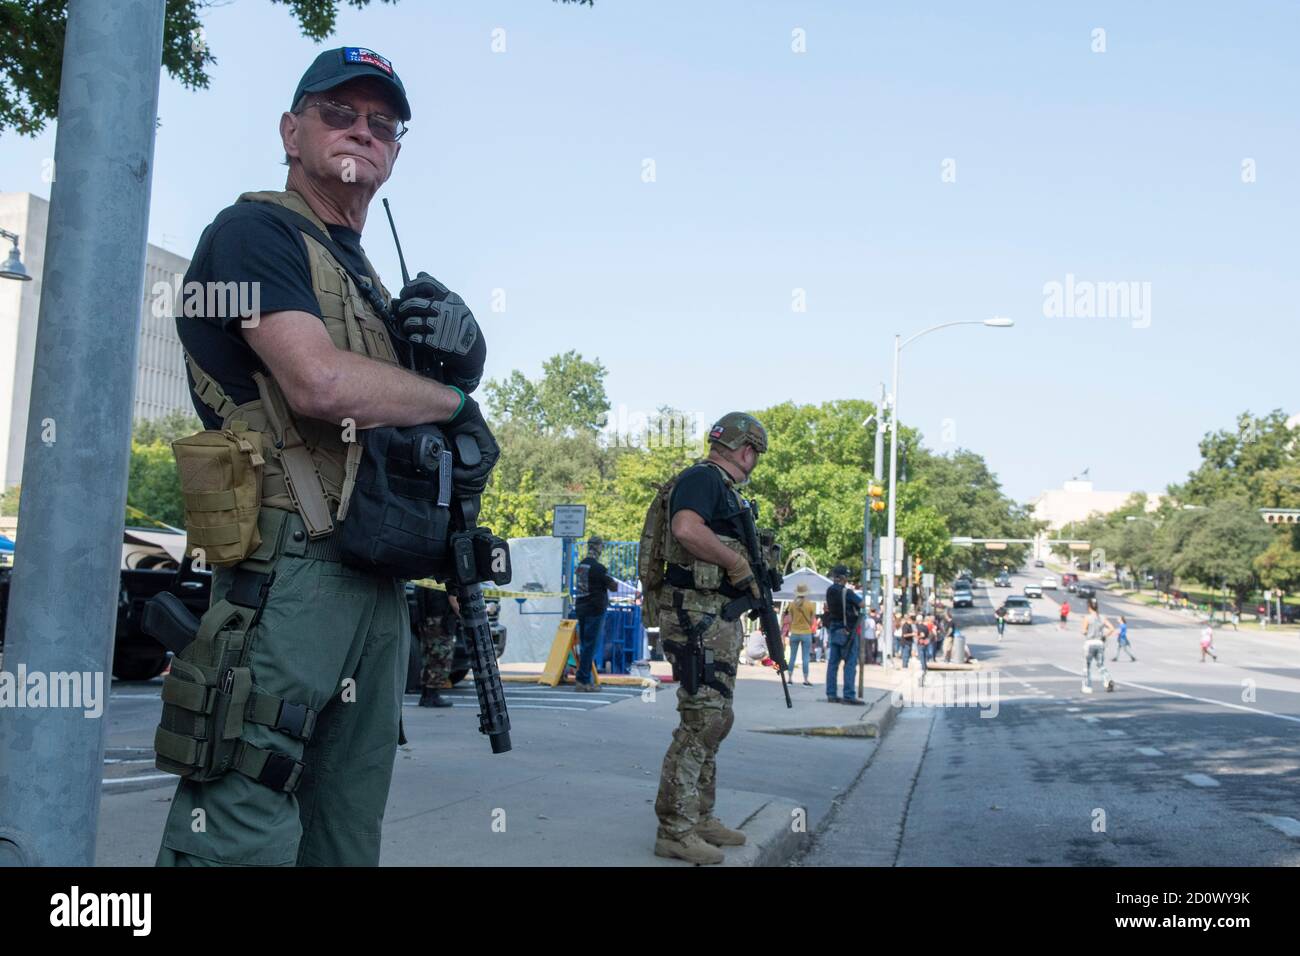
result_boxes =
[382,197,411,286]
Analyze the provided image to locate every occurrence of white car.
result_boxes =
[1042,575,1059,589]
[1024,584,1043,599]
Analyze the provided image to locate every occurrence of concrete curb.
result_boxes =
[750,688,900,739]
[723,800,807,867]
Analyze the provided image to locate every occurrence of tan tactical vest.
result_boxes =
[185,190,402,537]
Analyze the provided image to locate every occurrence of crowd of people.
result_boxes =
[747,571,976,698]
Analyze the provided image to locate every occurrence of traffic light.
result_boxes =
[869,484,886,512]
[912,557,923,585]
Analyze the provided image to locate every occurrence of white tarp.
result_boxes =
[496,535,565,664]
[773,567,834,602]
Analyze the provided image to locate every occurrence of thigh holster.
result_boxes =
[154,568,318,793]
[662,591,733,699]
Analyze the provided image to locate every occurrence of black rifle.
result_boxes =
[723,501,792,708]
[445,439,513,754]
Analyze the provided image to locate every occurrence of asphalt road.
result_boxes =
[800,568,1300,866]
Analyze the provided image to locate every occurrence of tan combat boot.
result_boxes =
[654,832,725,865]
[695,816,747,847]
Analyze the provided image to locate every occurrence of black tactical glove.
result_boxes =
[394,272,486,393]
[443,395,499,496]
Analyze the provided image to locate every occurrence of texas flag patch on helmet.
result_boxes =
[343,47,393,75]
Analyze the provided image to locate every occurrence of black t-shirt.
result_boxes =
[822,583,863,629]
[575,556,614,616]
[177,201,382,429]
[668,464,748,542]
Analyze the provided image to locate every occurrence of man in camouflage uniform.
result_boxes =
[651,412,769,865]
[415,586,458,707]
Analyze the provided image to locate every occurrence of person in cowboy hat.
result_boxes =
[787,582,817,686]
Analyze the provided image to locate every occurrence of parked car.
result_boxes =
[1041,575,1059,590]
[952,586,974,608]
[0,528,213,681]
[1024,584,1043,599]
[1000,595,1032,624]
[995,572,1012,587]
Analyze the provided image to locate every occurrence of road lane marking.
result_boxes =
[1054,672,1300,725]
[102,773,174,787]
[1066,707,1081,712]
[1137,747,1164,756]
[1183,773,1219,788]
[1105,729,1127,737]
[403,702,591,712]
[1080,715,1100,723]
[1262,816,1300,839]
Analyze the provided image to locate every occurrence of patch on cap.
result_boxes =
[709,425,725,440]
[343,47,393,75]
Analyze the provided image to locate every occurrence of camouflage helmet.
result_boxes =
[708,412,768,454]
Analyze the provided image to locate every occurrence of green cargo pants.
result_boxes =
[156,508,409,866]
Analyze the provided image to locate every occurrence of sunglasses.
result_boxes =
[300,99,407,142]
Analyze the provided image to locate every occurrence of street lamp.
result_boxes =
[0,229,33,281]
[883,318,1014,653]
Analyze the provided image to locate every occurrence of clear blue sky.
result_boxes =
[3,0,1296,502]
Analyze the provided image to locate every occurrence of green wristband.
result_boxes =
[448,386,466,421]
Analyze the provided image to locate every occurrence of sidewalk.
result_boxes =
[95,658,897,867]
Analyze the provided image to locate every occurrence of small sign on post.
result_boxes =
[552,504,587,539]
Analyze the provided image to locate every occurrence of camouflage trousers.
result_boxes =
[654,594,742,840]
[419,615,456,689]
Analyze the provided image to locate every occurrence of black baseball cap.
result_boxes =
[291,46,411,121]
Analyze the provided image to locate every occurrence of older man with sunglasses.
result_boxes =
[157,47,492,866]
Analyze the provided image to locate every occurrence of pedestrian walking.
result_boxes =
[995,603,1007,641]
[1112,615,1136,661]
[1059,600,1071,630]
[1231,605,1240,631]
[1200,622,1218,662]
[786,583,816,686]
[1080,598,1114,693]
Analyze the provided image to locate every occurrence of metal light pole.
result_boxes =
[871,382,885,618]
[0,0,166,866]
[881,319,1013,658]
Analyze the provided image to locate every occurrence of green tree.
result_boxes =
[1255,529,1300,596]
[132,410,202,445]
[486,350,611,435]
[1173,410,1297,506]
[1,484,20,517]
[479,468,549,541]
[1,0,592,136]
[1166,499,1273,607]
[127,439,185,527]
[910,448,1039,577]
